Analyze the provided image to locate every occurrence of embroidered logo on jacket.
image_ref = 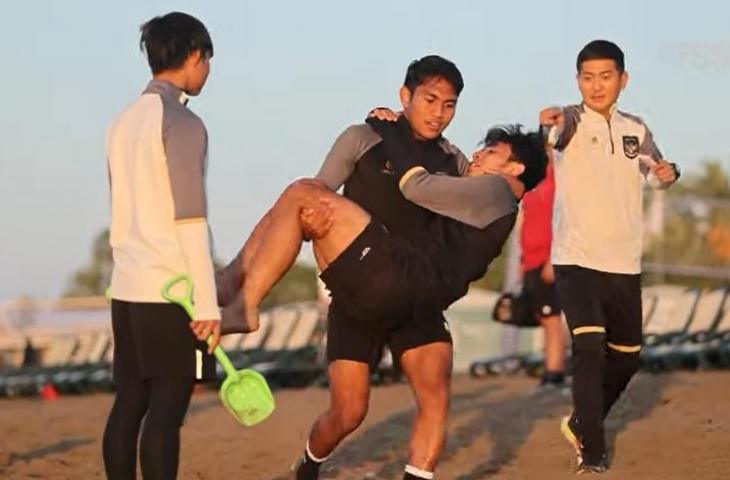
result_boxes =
[622,136,640,159]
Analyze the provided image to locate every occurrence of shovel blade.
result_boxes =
[220,369,275,426]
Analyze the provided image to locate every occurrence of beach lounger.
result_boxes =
[642,287,700,372]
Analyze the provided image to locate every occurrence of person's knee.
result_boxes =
[282,179,308,201]
[112,384,150,417]
[331,400,368,435]
[145,406,187,431]
[572,333,606,366]
[145,378,193,428]
[284,178,326,201]
[609,349,640,380]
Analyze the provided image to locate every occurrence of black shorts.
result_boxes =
[326,303,452,369]
[554,265,642,348]
[320,221,439,330]
[523,265,561,320]
[111,300,215,382]
[320,221,450,368]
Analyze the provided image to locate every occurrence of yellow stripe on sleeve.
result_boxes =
[398,166,427,190]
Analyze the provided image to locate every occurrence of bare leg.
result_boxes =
[226,179,371,331]
[218,175,331,306]
[307,360,370,457]
[541,314,567,374]
[400,342,453,471]
[216,209,273,306]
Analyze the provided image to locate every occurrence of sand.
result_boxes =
[1,371,728,479]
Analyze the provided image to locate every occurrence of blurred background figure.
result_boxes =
[520,149,567,392]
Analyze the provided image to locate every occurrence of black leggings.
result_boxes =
[103,376,194,480]
[555,265,642,463]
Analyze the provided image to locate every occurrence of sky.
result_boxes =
[1,0,729,301]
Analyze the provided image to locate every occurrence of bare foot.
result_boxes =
[220,293,259,335]
[244,308,260,333]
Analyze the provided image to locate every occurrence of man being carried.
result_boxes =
[218,118,547,479]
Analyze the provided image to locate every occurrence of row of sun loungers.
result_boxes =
[0,302,326,397]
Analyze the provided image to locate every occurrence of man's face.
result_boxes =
[184,50,211,96]
[400,76,458,140]
[577,59,627,116]
[468,142,523,177]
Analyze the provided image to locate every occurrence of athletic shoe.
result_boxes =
[533,380,570,397]
[560,414,583,464]
[575,454,609,474]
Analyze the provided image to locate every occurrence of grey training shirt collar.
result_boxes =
[143,79,189,105]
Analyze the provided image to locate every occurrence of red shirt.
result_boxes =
[520,163,555,272]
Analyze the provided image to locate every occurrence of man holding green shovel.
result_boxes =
[104,12,222,480]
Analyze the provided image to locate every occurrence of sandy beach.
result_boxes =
[1,370,729,479]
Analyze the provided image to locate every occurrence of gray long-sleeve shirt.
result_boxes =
[316,123,517,229]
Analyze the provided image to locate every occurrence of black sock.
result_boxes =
[296,445,327,480]
[295,453,320,480]
[542,370,565,385]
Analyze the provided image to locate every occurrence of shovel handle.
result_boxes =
[161,273,196,319]
[212,345,239,377]
[162,274,239,377]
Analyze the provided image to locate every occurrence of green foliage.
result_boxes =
[470,246,508,291]
[260,262,319,309]
[674,159,730,197]
[66,228,318,306]
[644,158,730,288]
[64,229,112,297]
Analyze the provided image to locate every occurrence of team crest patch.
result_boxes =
[622,135,640,159]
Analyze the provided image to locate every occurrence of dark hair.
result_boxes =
[140,12,213,74]
[404,55,464,95]
[577,40,625,73]
[482,125,547,191]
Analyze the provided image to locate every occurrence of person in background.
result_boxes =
[519,148,567,393]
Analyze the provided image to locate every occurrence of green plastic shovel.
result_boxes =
[161,273,275,427]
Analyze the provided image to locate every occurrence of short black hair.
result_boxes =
[577,40,625,73]
[482,125,547,192]
[140,12,213,74]
[404,55,464,96]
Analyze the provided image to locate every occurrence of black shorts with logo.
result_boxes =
[523,264,562,320]
[320,221,452,368]
[111,300,216,383]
